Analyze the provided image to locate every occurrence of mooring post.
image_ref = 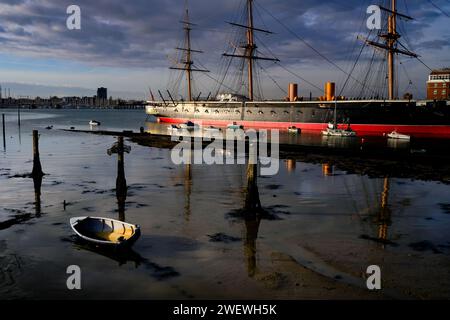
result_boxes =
[244,141,261,212]
[17,106,21,127]
[2,114,5,150]
[116,136,127,221]
[244,153,261,277]
[31,130,44,178]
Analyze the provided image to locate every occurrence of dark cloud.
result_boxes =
[0,0,449,98]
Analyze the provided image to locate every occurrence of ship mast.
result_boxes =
[170,7,209,102]
[387,0,397,100]
[223,0,279,101]
[247,0,255,101]
[360,0,417,100]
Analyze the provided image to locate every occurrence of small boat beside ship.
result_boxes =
[288,126,301,134]
[227,122,244,131]
[179,121,199,131]
[204,126,222,133]
[322,123,357,137]
[70,216,141,246]
[386,131,411,141]
[89,120,101,126]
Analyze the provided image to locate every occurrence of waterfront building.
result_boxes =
[427,68,450,100]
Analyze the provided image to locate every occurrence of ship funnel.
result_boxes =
[288,83,298,102]
[325,82,335,101]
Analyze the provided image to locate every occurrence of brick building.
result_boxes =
[427,69,450,100]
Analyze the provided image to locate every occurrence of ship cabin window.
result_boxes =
[235,110,240,114]
[434,90,438,95]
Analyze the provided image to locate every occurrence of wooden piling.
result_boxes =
[31,130,44,178]
[116,136,127,221]
[2,114,5,150]
[17,107,21,127]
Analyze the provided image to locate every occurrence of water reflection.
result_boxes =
[322,163,334,177]
[285,159,296,173]
[33,174,42,217]
[376,177,392,246]
[184,164,192,221]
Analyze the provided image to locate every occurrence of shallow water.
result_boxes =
[1,109,450,299]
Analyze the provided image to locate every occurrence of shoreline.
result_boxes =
[62,128,450,183]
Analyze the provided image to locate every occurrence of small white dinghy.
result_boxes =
[204,126,222,133]
[70,216,141,246]
[167,124,181,132]
[227,122,244,130]
[89,120,101,126]
[288,126,301,134]
[386,131,410,141]
[179,121,199,131]
[322,122,357,137]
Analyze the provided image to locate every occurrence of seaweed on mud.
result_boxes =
[438,203,450,215]
[409,241,443,254]
[0,209,35,231]
[265,184,282,190]
[227,207,282,221]
[8,173,33,179]
[81,188,108,195]
[208,233,242,243]
[266,205,292,215]
[359,234,398,246]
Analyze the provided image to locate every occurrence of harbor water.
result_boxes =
[1,109,450,299]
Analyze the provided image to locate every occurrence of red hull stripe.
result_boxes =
[157,117,450,138]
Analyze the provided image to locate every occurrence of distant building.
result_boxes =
[97,87,107,100]
[427,69,450,100]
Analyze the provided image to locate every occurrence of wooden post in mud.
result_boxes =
[2,114,5,150]
[244,144,262,277]
[31,130,44,178]
[116,136,127,222]
[17,107,21,127]
[244,143,261,212]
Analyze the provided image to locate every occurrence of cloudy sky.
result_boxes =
[0,0,449,99]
